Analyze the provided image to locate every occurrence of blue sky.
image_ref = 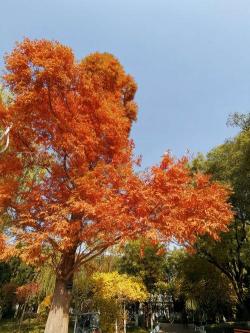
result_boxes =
[1,0,249,167]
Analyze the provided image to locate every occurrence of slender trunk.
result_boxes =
[150,312,153,331]
[44,248,76,333]
[135,313,139,327]
[135,302,139,327]
[124,303,126,333]
[115,318,118,333]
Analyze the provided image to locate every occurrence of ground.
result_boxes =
[0,319,74,333]
[127,323,194,333]
[0,320,194,333]
[0,319,44,333]
[160,323,195,333]
[128,328,148,333]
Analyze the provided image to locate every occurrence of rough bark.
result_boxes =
[44,278,71,333]
[44,249,76,333]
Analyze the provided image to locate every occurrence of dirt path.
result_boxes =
[159,323,195,333]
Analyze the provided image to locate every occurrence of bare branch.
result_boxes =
[0,124,12,153]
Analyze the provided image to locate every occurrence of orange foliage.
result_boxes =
[0,39,233,281]
[16,282,39,303]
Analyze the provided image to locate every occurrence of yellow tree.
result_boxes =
[92,272,148,333]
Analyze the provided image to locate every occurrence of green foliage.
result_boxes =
[193,129,250,220]
[0,318,74,333]
[0,86,13,107]
[0,258,35,318]
[207,130,250,214]
[227,112,250,131]
[205,322,249,333]
[180,253,236,317]
[191,126,250,319]
[94,297,121,333]
[118,240,167,292]
[0,258,34,294]
[163,249,185,296]
[127,327,147,333]
[0,262,11,285]
[0,283,17,319]
[8,258,35,286]
[163,250,236,320]
[36,265,55,300]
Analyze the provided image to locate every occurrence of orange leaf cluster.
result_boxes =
[16,282,39,302]
[0,39,233,279]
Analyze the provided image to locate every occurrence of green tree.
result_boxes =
[227,112,250,131]
[192,127,250,319]
[0,258,34,318]
[118,240,167,292]
[177,252,236,321]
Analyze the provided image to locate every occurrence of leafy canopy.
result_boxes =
[0,39,233,280]
[92,271,148,302]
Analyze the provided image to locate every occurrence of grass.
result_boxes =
[0,318,44,333]
[0,319,148,333]
[0,319,75,333]
[127,327,148,333]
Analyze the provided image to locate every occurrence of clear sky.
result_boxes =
[1,0,248,167]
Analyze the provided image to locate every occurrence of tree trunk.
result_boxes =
[115,318,118,333]
[44,278,72,333]
[135,313,139,327]
[123,303,127,333]
[134,302,139,327]
[44,248,76,333]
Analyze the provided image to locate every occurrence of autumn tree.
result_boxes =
[0,39,233,333]
[118,240,168,329]
[92,272,148,333]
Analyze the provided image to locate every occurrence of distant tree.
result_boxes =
[118,240,167,292]
[92,271,148,333]
[192,128,250,319]
[227,112,250,131]
[0,258,34,318]
[175,252,236,321]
